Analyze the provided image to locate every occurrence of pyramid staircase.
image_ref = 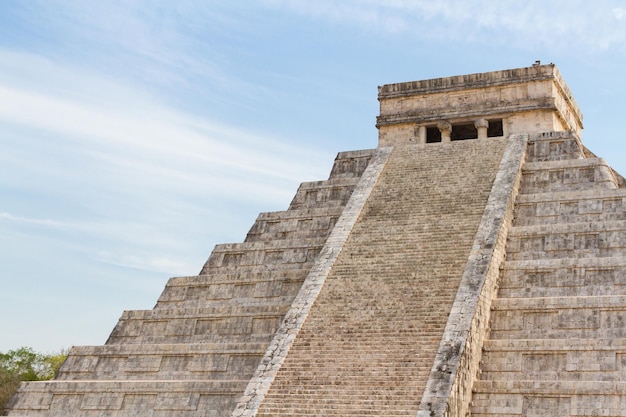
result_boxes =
[5,150,375,416]
[252,138,510,416]
[471,131,626,416]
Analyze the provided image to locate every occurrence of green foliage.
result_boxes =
[0,347,67,414]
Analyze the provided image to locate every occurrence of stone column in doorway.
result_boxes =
[415,125,427,144]
[475,119,489,139]
[437,120,452,142]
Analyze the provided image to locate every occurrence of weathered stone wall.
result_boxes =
[471,131,626,417]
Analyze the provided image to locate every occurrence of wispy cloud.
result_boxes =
[4,1,275,114]
[0,212,66,228]
[94,251,191,275]
[0,49,332,277]
[0,81,323,187]
[262,0,626,52]
[16,2,227,83]
[0,50,330,189]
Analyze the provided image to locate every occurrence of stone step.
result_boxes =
[483,337,626,351]
[57,343,266,381]
[201,238,325,272]
[581,145,626,188]
[288,177,360,210]
[273,364,434,372]
[480,338,626,381]
[157,291,298,311]
[327,149,375,179]
[266,373,431,383]
[244,207,343,242]
[261,396,420,407]
[273,351,432,363]
[118,304,287,319]
[156,270,306,308]
[499,257,626,298]
[471,380,626,417]
[520,157,619,193]
[258,412,417,417]
[6,380,245,416]
[503,256,626,270]
[526,131,585,162]
[514,188,626,226]
[259,400,420,409]
[156,295,294,311]
[506,220,626,261]
[106,305,287,344]
[262,387,426,396]
[259,412,418,417]
[489,295,626,339]
[275,333,446,342]
[199,259,316,278]
[198,261,314,276]
[107,333,274,346]
[258,409,418,417]
[259,394,421,414]
[165,269,306,287]
[206,237,327,261]
[492,294,626,310]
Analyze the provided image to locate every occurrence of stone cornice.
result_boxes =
[378,65,556,98]
[376,97,556,127]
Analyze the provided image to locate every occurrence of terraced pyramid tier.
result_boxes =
[471,131,626,417]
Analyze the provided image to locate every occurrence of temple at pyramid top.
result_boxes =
[376,63,583,146]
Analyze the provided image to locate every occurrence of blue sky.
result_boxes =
[1,1,625,353]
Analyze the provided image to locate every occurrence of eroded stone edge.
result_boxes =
[231,146,393,417]
[416,134,529,417]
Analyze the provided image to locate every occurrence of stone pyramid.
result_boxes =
[6,64,626,417]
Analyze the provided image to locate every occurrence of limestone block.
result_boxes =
[328,149,375,179]
[513,189,626,226]
[80,393,124,410]
[6,391,52,410]
[202,239,325,272]
[523,396,571,417]
[288,178,360,210]
[154,392,200,411]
